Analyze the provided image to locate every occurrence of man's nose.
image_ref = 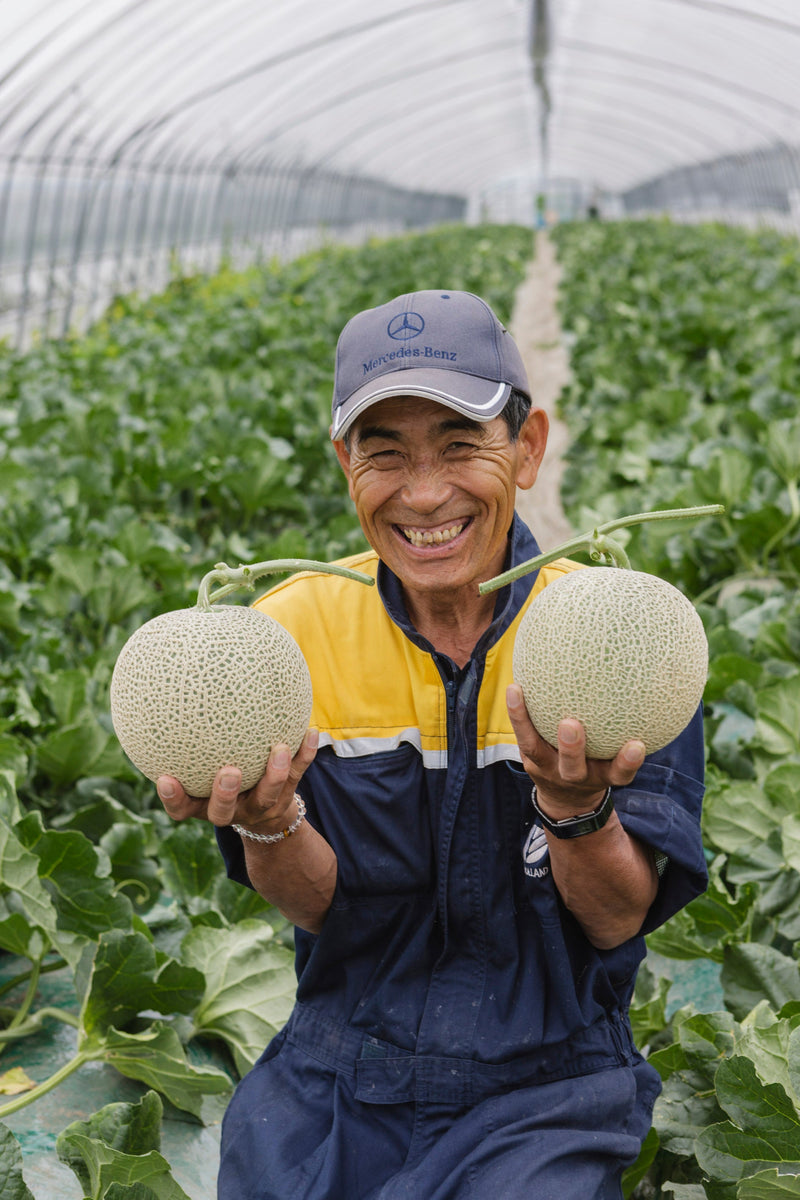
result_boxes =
[400,464,452,511]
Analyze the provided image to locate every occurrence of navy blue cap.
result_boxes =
[331,289,530,440]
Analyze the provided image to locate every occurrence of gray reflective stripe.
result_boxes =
[317,731,522,771]
[317,728,447,770]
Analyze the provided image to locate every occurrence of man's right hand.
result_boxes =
[156,728,319,834]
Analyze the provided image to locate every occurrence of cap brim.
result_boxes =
[330,368,511,440]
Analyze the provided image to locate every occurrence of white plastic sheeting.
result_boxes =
[1,0,800,341]
[2,1,798,202]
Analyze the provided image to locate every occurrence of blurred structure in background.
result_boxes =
[2,0,800,347]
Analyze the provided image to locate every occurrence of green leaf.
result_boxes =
[159,823,226,913]
[696,1057,800,1182]
[79,930,205,1036]
[0,1123,35,1200]
[16,815,133,937]
[647,879,755,962]
[56,1090,164,1193]
[722,945,800,1022]
[755,676,800,757]
[782,816,800,876]
[653,1066,728,1157]
[97,1024,231,1119]
[737,1008,800,1109]
[35,714,113,787]
[702,778,790,857]
[738,1171,800,1198]
[55,1131,191,1200]
[182,919,296,1074]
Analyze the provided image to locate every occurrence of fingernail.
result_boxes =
[220,770,239,792]
[624,741,646,766]
[306,729,319,750]
[561,724,579,745]
[506,685,522,709]
[157,780,175,800]
[273,747,290,769]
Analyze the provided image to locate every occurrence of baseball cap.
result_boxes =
[330,289,530,440]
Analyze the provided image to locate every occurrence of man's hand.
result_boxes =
[155,728,319,832]
[507,684,656,948]
[506,684,645,816]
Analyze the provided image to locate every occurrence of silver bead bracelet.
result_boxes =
[232,794,306,844]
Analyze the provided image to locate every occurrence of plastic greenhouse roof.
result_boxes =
[1,0,799,201]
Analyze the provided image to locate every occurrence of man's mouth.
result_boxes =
[399,522,466,547]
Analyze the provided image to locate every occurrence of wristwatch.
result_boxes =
[530,784,614,839]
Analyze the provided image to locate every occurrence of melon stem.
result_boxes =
[196,559,375,611]
[478,504,725,595]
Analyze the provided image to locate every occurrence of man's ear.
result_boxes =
[332,434,355,497]
[515,407,549,491]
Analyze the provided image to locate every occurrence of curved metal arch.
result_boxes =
[309,64,728,192]
[560,36,800,120]
[0,0,154,142]
[657,0,800,35]
[312,73,537,184]
[210,36,525,167]
[551,93,752,162]
[0,0,283,153]
[133,33,533,183]
[548,63,776,142]
[104,0,477,164]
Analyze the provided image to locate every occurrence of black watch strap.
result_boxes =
[531,785,614,839]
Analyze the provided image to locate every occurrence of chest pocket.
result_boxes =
[308,743,435,901]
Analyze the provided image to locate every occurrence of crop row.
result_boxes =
[551,219,800,1198]
[0,223,535,1198]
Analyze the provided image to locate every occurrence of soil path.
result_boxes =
[510,232,575,551]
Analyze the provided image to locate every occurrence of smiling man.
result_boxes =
[156,290,708,1199]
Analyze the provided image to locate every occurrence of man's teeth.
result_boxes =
[402,524,464,547]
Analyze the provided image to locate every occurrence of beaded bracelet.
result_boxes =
[232,795,306,844]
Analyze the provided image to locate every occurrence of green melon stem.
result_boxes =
[196,559,375,610]
[478,504,725,595]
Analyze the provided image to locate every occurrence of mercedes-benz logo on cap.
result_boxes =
[387,311,425,340]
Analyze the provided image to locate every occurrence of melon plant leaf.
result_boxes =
[646,878,755,962]
[0,1123,36,1200]
[652,1067,727,1158]
[78,930,205,1035]
[755,676,800,758]
[0,817,58,935]
[56,1090,164,1193]
[738,1171,800,1198]
[159,823,225,914]
[736,1009,800,1110]
[695,1057,800,1181]
[701,779,789,857]
[15,814,133,937]
[87,1025,231,1119]
[35,715,115,787]
[0,913,46,960]
[781,816,800,876]
[182,918,296,1074]
[56,1131,191,1200]
[721,945,800,1022]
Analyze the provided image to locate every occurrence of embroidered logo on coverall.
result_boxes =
[523,822,550,878]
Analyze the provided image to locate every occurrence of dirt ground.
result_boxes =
[510,232,575,551]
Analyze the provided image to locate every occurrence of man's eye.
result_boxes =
[370,449,401,462]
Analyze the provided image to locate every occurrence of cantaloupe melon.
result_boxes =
[110,605,313,799]
[512,567,708,759]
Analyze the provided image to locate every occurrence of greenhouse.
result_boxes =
[1,2,800,1198]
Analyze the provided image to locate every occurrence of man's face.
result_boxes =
[333,396,546,602]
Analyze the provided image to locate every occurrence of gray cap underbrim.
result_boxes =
[330,367,511,440]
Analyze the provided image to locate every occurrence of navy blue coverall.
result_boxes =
[216,516,708,1199]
